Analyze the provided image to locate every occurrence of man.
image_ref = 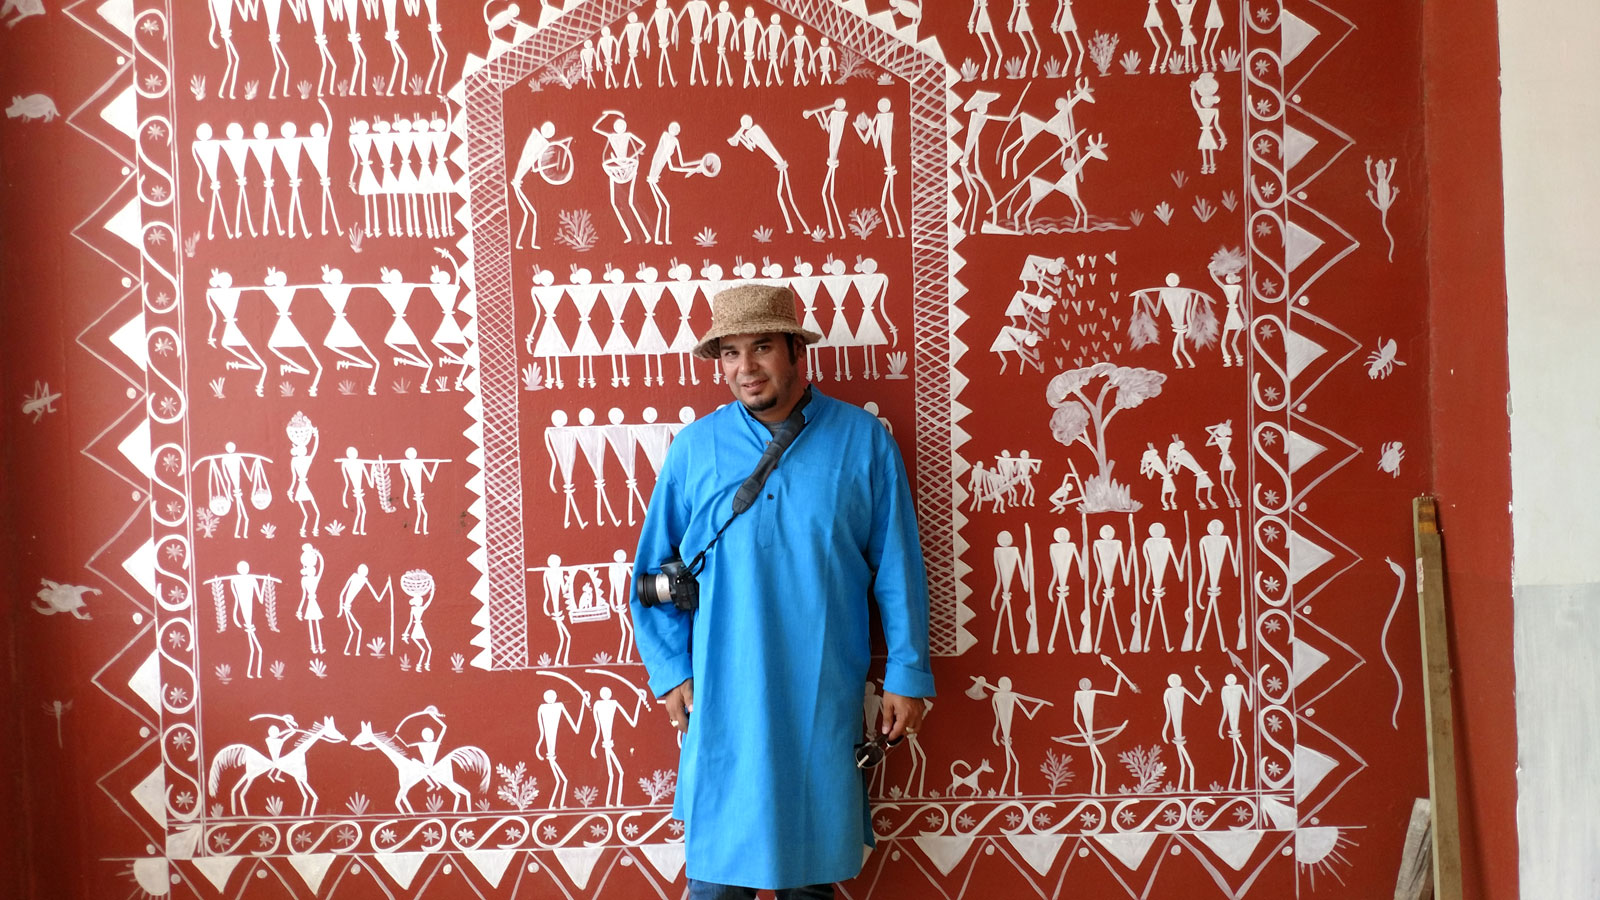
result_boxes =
[632,284,935,899]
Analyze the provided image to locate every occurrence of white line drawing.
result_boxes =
[728,114,811,234]
[193,124,231,239]
[1218,652,1256,788]
[206,0,244,99]
[647,122,719,245]
[681,0,712,85]
[286,412,322,535]
[23,380,60,423]
[1161,666,1212,791]
[538,555,577,664]
[601,409,649,526]
[899,696,933,797]
[374,0,409,97]
[1199,0,1224,72]
[194,442,274,537]
[206,270,268,395]
[398,568,435,671]
[6,92,57,121]
[352,717,492,812]
[647,0,679,86]
[735,5,761,87]
[206,562,282,679]
[587,681,648,806]
[621,11,647,88]
[349,119,379,236]
[320,266,381,394]
[1,0,45,29]
[761,13,789,86]
[1167,433,1217,508]
[273,123,311,238]
[1049,363,1166,513]
[1204,420,1242,508]
[40,700,70,748]
[413,0,447,94]
[787,24,812,85]
[527,282,570,389]
[812,35,836,84]
[208,716,348,815]
[854,98,905,239]
[1208,247,1247,366]
[251,121,289,235]
[399,447,449,534]
[947,758,993,797]
[1060,656,1137,794]
[991,324,1042,373]
[1130,273,1217,369]
[1140,441,1176,509]
[998,131,1109,232]
[296,543,327,654]
[968,0,1003,81]
[709,0,736,85]
[1051,0,1083,76]
[379,268,433,392]
[220,122,261,237]
[336,563,390,654]
[1173,0,1199,72]
[1365,337,1406,380]
[534,672,592,808]
[965,676,1051,795]
[265,270,323,397]
[1191,72,1227,175]
[1046,526,1087,654]
[594,110,652,243]
[997,79,1093,180]
[1089,516,1137,653]
[1137,521,1184,653]
[604,550,636,661]
[803,98,849,238]
[1377,441,1404,478]
[299,0,337,96]
[1381,557,1408,728]
[1007,0,1041,78]
[574,408,621,527]
[429,254,469,389]
[546,411,587,529]
[338,448,373,534]
[1142,0,1171,74]
[1365,155,1399,262]
[1192,513,1242,651]
[596,25,620,87]
[33,579,98,619]
[989,528,1035,654]
[956,90,1006,234]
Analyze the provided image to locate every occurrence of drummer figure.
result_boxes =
[592,110,652,243]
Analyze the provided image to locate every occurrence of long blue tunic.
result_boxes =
[631,388,936,889]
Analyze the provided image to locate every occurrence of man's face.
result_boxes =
[718,332,803,421]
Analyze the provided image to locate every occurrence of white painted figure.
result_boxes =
[591,685,647,805]
[296,543,327,654]
[399,568,435,671]
[336,563,385,655]
[728,114,810,234]
[1161,668,1212,791]
[853,98,905,238]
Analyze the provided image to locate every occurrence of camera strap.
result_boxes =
[686,387,812,576]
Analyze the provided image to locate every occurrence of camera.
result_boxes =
[635,555,700,612]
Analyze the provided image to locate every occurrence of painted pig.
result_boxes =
[7,93,58,122]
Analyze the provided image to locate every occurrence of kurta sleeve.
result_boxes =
[631,440,696,698]
[865,433,936,699]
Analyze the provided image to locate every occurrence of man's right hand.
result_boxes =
[662,678,694,734]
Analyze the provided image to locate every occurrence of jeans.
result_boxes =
[686,878,834,900]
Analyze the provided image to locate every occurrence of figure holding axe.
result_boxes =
[1064,655,1139,794]
[967,675,1051,795]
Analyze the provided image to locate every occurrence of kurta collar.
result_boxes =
[733,384,824,439]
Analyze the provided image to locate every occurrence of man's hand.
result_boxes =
[877,692,926,741]
[663,678,694,734]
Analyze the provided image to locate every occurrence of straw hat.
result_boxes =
[692,283,822,359]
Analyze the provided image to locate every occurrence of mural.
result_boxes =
[4,0,1433,897]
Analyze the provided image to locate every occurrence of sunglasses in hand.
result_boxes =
[854,733,905,770]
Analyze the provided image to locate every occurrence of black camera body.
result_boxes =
[635,555,700,612]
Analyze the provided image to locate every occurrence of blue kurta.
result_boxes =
[631,388,936,889]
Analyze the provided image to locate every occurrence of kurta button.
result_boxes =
[766,493,773,499]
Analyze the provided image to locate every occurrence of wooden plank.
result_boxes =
[1413,496,1463,900]
[1393,797,1434,900]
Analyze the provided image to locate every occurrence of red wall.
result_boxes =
[1423,0,1518,898]
[0,0,1516,897]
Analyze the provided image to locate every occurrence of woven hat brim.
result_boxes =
[692,321,823,359]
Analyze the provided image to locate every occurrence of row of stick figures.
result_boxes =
[204,0,450,100]
[205,259,467,397]
[191,110,456,242]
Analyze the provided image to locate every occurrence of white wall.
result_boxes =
[1500,1,1600,897]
